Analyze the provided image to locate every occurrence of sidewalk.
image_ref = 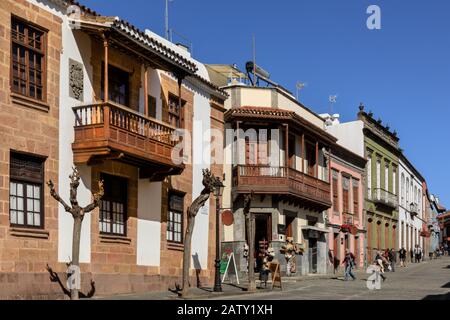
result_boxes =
[94,258,440,300]
[94,273,341,300]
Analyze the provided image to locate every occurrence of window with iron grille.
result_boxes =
[167,192,184,243]
[99,174,127,236]
[9,152,45,228]
[168,94,185,128]
[11,17,46,101]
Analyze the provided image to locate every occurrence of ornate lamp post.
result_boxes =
[213,177,225,292]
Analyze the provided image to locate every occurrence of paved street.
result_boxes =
[99,256,450,300]
[207,256,450,300]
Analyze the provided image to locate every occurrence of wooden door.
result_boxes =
[286,215,295,239]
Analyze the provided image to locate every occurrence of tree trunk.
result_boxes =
[181,213,196,297]
[246,213,256,292]
[71,215,82,300]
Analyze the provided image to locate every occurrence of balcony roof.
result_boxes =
[225,106,337,145]
[66,1,197,75]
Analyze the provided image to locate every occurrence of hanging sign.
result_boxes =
[222,209,234,226]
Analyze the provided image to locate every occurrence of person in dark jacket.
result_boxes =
[342,250,356,281]
[399,247,407,267]
[388,249,396,272]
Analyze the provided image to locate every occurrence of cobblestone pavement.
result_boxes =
[208,256,450,300]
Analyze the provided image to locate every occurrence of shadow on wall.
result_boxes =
[192,253,202,288]
[46,264,96,299]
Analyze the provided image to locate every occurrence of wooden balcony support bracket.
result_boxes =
[285,124,289,167]
[301,133,305,173]
[144,64,149,117]
[102,32,109,104]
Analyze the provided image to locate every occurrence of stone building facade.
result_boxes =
[207,65,336,277]
[0,0,226,299]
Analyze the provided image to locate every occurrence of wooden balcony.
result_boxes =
[232,165,331,211]
[72,102,184,180]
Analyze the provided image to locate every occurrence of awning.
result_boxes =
[301,226,330,233]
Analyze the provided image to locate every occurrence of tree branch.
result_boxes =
[83,180,104,214]
[69,167,80,207]
[47,180,72,213]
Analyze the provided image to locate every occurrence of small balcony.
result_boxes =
[72,102,183,180]
[410,203,420,218]
[232,165,331,211]
[372,188,398,209]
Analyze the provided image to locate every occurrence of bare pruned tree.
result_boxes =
[181,169,217,297]
[47,167,104,300]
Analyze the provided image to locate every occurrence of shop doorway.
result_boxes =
[309,238,318,274]
[249,213,272,271]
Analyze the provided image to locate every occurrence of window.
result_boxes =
[376,158,381,198]
[401,173,405,206]
[332,170,339,213]
[367,153,372,199]
[11,17,46,101]
[342,176,350,214]
[406,178,410,203]
[384,162,389,192]
[99,174,127,235]
[9,152,45,228]
[392,167,397,195]
[147,95,157,118]
[168,94,185,128]
[353,179,359,217]
[101,64,130,106]
[167,192,184,243]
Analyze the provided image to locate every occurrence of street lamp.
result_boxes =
[213,177,225,292]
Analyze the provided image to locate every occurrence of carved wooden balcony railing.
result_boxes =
[72,102,183,179]
[232,165,331,210]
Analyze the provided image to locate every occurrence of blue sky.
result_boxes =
[81,0,450,206]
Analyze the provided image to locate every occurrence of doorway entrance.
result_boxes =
[249,213,272,272]
[309,238,318,274]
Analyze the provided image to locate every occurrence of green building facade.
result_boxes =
[359,110,400,262]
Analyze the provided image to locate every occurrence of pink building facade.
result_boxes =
[327,145,366,269]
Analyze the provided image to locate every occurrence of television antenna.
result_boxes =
[329,94,338,114]
[165,0,174,40]
[296,82,307,100]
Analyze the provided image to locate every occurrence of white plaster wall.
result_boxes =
[190,86,211,270]
[44,4,94,263]
[398,159,424,250]
[326,121,365,157]
[136,180,162,266]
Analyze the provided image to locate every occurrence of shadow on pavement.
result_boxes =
[441,282,450,289]
[422,292,450,300]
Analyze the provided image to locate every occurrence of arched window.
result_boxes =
[406,178,409,203]
[401,173,405,206]
[414,186,417,204]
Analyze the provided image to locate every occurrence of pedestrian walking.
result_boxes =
[388,249,396,272]
[410,248,414,263]
[414,245,421,263]
[374,252,387,282]
[399,247,407,267]
[342,250,356,281]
